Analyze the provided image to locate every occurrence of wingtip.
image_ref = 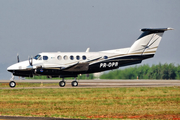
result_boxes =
[167,27,174,30]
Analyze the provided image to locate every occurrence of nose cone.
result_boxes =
[7,63,19,72]
[7,60,29,72]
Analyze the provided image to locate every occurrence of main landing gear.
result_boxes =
[59,78,78,87]
[71,78,78,87]
[59,78,66,87]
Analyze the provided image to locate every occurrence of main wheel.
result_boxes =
[9,81,16,88]
[71,81,78,87]
[59,81,66,87]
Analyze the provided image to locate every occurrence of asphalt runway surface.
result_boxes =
[0,79,180,120]
[1,79,180,89]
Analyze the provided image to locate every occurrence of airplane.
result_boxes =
[7,28,173,88]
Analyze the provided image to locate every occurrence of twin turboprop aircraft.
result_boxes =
[7,28,173,88]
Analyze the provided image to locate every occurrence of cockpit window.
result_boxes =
[43,56,48,60]
[34,55,41,60]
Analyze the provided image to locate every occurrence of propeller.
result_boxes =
[27,56,34,77]
[29,56,33,66]
[17,53,20,63]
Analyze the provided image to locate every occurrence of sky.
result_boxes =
[0,0,179,79]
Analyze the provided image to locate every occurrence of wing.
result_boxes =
[62,62,89,72]
[40,62,89,72]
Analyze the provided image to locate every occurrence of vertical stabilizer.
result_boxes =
[128,28,173,55]
[86,48,90,52]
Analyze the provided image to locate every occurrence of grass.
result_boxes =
[0,86,180,119]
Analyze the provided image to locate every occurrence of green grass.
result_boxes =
[0,87,180,119]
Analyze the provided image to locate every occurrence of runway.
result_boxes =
[1,79,180,89]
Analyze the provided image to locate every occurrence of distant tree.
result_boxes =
[175,65,180,79]
[100,63,180,80]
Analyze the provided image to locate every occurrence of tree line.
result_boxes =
[100,63,180,80]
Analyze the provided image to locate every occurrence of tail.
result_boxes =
[128,28,173,55]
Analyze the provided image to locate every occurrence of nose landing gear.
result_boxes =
[9,74,16,88]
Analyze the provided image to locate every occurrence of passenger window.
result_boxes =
[64,55,68,60]
[82,55,86,60]
[43,56,48,60]
[70,55,74,60]
[76,55,80,60]
[57,55,62,60]
[104,56,108,59]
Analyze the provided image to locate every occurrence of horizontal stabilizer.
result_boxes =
[141,28,173,32]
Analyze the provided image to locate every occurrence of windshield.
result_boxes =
[34,55,41,60]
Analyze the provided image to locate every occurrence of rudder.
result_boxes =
[128,28,173,55]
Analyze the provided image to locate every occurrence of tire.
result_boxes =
[59,81,66,87]
[9,81,16,88]
[71,81,78,87]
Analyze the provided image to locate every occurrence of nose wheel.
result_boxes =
[9,74,16,88]
[9,81,16,88]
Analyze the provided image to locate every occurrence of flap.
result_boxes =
[63,62,89,72]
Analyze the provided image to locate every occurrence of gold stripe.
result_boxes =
[143,51,156,54]
[108,54,126,59]
[147,46,158,50]
[128,52,143,55]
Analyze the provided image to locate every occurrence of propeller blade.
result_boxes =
[29,56,33,66]
[31,57,33,66]
[17,54,20,63]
